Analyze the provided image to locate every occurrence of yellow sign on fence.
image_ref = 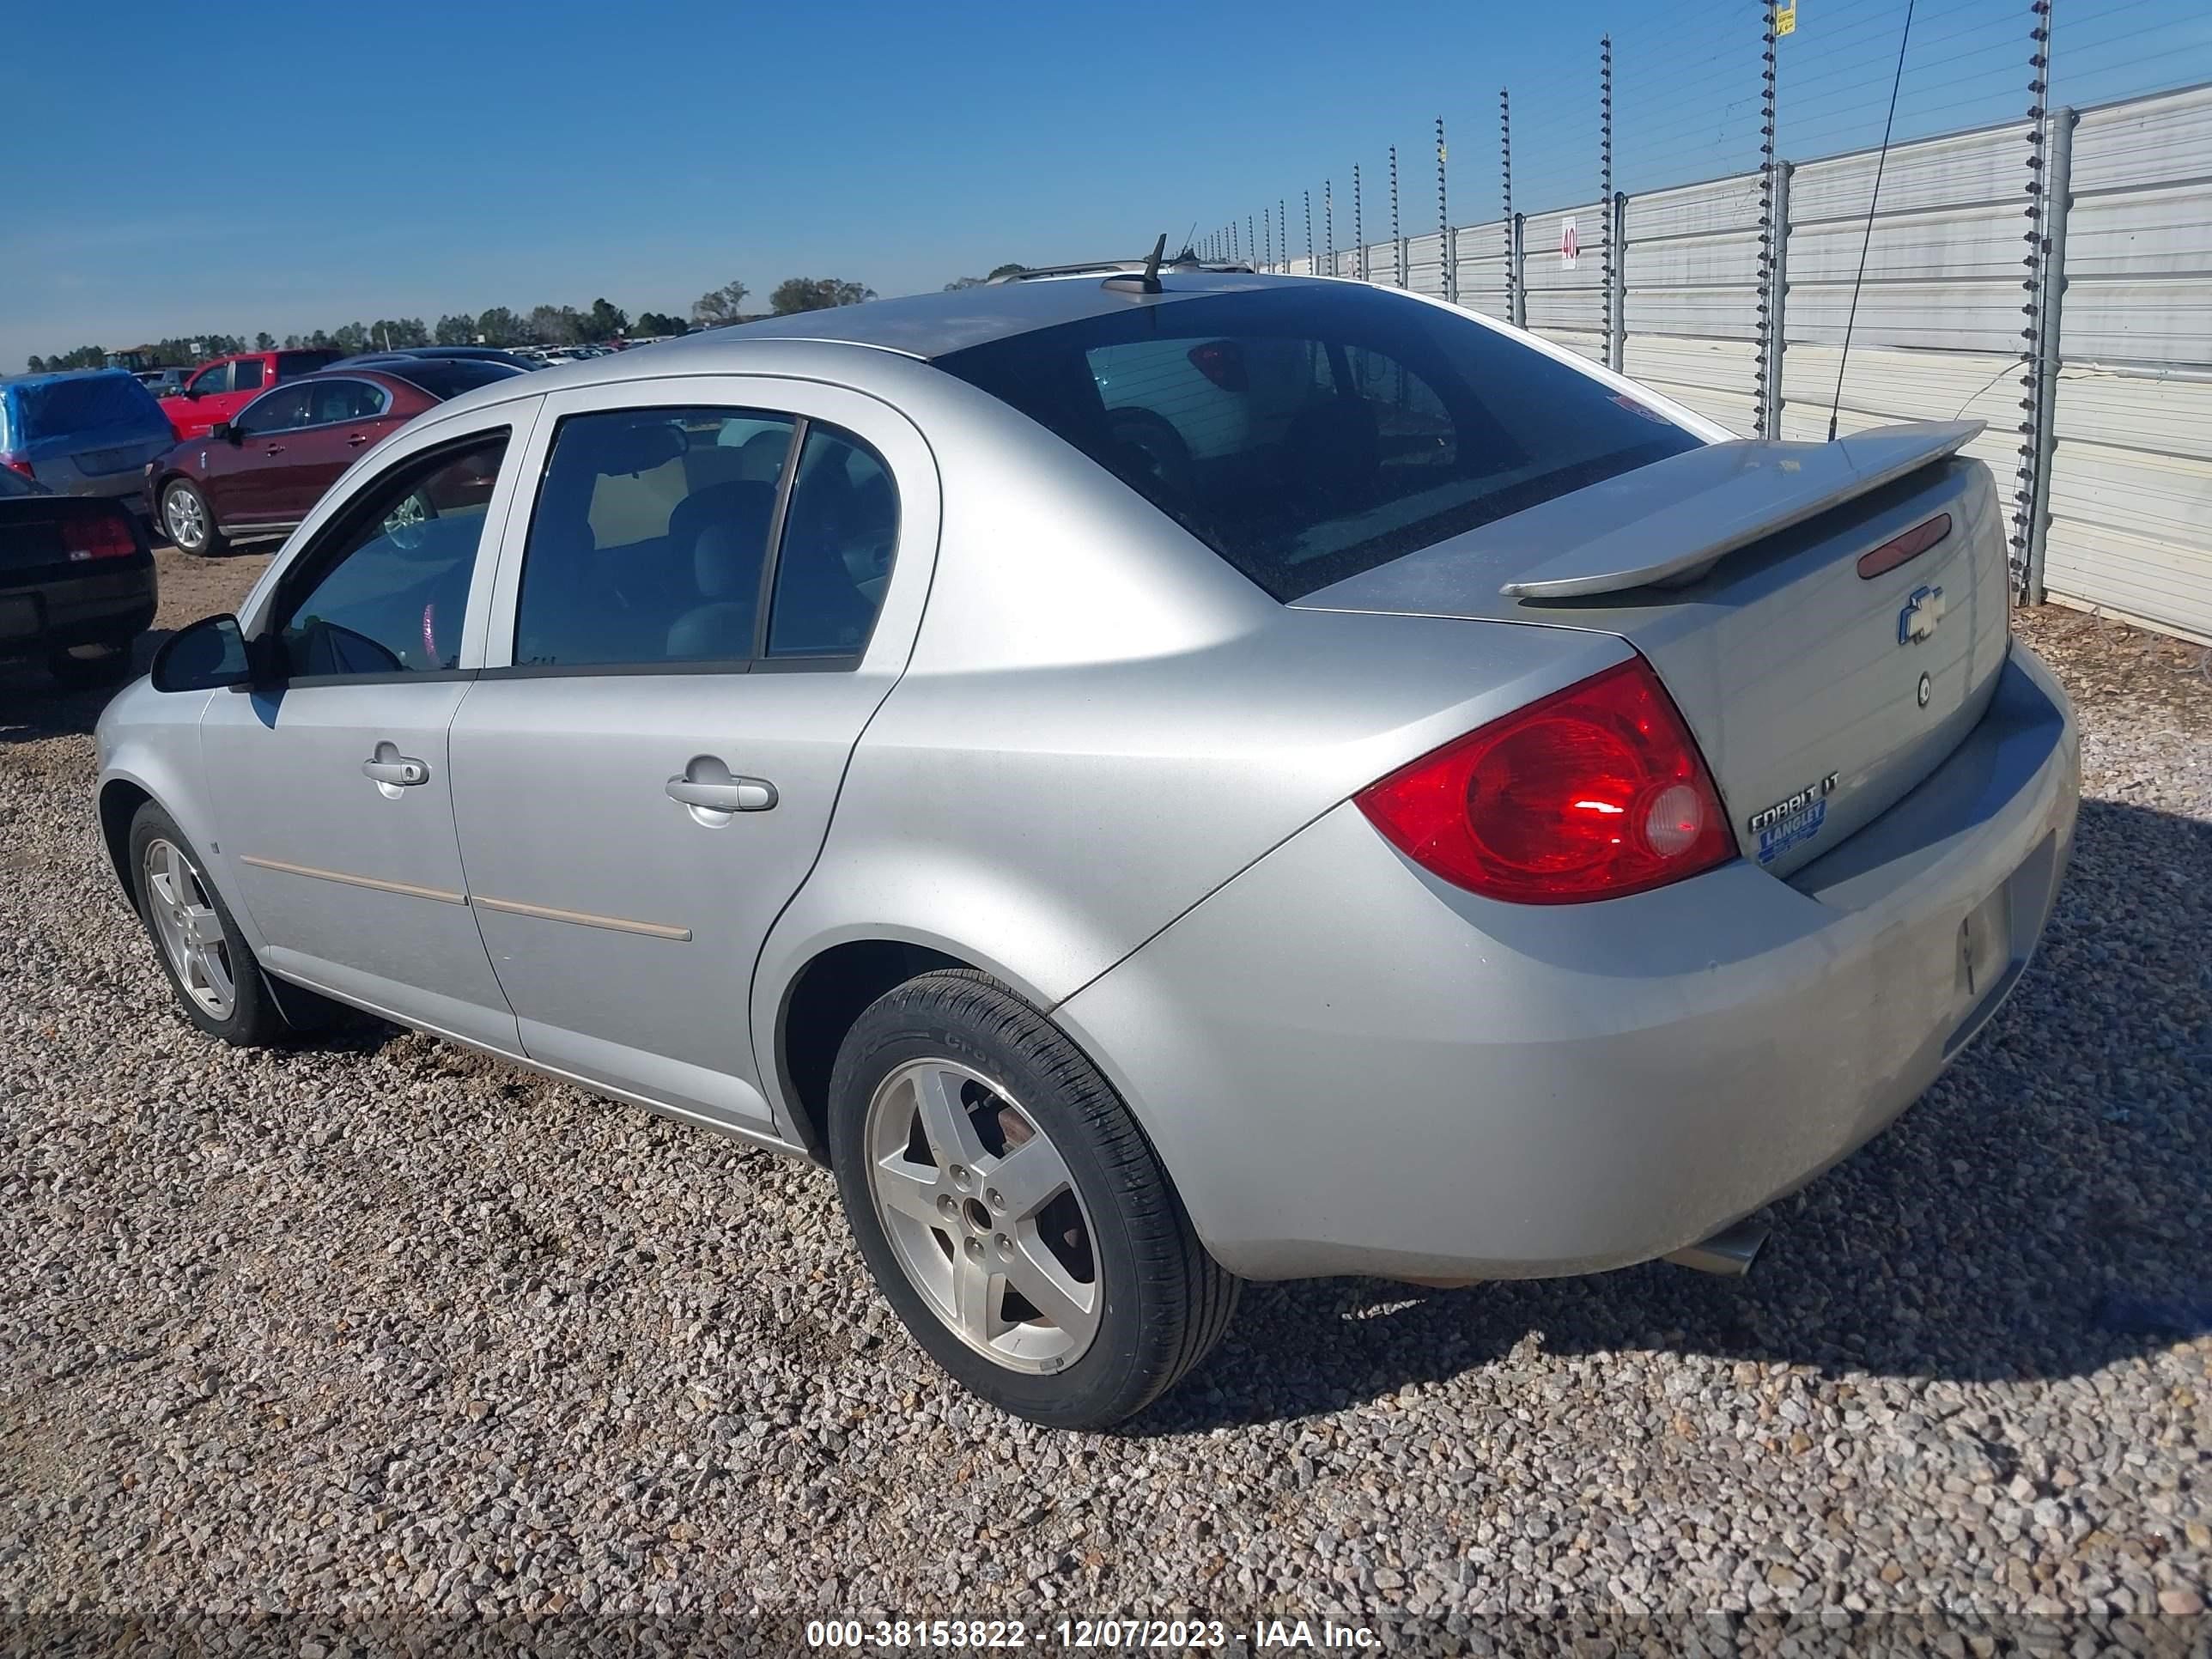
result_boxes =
[1777,1,1797,35]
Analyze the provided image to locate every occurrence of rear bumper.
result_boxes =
[1057,641,2080,1281]
[0,561,158,659]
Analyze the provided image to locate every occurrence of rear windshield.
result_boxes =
[15,374,167,443]
[386,360,522,398]
[276,350,342,379]
[936,284,1703,601]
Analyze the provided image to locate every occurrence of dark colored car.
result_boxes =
[157,349,346,441]
[2,371,176,518]
[146,363,518,556]
[329,346,542,371]
[135,368,192,398]
[0,466,157,687]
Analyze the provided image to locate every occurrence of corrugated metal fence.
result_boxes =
[1257,81,2212,645]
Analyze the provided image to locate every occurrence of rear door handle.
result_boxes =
[363,755,430,787]
[264,444,285,455]
[346,432,372,447]
[665,776,777,813]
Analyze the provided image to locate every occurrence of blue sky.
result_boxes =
[6,0,2204,369]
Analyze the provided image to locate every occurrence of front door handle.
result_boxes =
[264,444,285,456]
[346,431,372,447]
[363,755,430,787]
[665,775,777,813]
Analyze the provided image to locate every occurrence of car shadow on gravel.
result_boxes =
[0,629,172,744]
[1139,795,2212,1433]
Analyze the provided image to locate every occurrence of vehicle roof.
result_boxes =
[644,270,1324,363]
[300,367,434,392]
[408,271,1454,428]
[2,368,146,389]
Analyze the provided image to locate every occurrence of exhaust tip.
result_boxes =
[1662,1218,1771,1277]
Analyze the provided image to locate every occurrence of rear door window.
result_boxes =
[306,378,391,423]
[936,285,1702,601]
[512,407,798,668]
[233,358,266,392]
[767,427,897,658]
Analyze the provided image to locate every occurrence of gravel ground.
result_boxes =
[3,554,2208,1655]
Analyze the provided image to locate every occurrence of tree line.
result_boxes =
[19,269,980,374]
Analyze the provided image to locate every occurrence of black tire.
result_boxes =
[828,969,1237,1429]
[48,639,137,689]
[160,477,227,556]
[1107,408,1196,499]
[127,801,312,1046]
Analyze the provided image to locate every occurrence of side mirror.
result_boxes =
[212,422,239,444]
[183,383,203,399]
[150,613,252,693]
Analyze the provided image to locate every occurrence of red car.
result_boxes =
[145,361,519,556]
[157,349,344,441]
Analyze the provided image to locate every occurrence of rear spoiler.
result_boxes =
[1497,420,1982,600]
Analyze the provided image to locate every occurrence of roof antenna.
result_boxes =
[1103,234,1168,295]
[1827,0,1917,441]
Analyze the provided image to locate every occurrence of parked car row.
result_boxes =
[0,460,157,687]
[148,357,526,555]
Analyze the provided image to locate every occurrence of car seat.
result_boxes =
[664,480,775,660]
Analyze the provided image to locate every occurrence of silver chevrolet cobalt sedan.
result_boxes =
[96,265,2078,1426]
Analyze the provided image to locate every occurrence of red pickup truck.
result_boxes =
[158,349,343,440]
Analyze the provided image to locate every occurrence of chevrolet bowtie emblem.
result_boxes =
[1899,583,1946,645]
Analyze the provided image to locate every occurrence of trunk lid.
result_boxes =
[1295,422,2013,879]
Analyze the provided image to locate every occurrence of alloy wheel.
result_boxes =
[862,1059,1102,1371]
[143,838,235,1019]
[164,487,207,552]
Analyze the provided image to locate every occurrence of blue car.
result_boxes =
[0,370,174,522]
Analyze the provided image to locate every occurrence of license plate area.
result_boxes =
[1942,836,2059,1060]
[1958,882,2014,1004]
[0,594,40,639]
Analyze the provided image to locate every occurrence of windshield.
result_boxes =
[388,360,524,399]
[935,284,1703,602]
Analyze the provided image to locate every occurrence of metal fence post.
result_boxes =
[2026,106,2075,604]
[1437,118,1454,306]
[1500,90,1516,323]
[1389,147,1406,287]
[1601,36,1614,358]
[1610,191,1628,372]
[2012,0,2057,600]
[1325,179,1335,276]
[1354,164,1366,281]
[1511,213,1528,327]
[1765,161,1791,436]
[1304,191,1314,270]
[1754,0,1780,437]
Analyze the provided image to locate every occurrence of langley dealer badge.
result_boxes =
[1748,772,1841,865]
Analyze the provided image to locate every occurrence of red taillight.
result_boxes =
[1187,341,1249,392]
[1354,657,1735,903]
[1856,514,1951,580]
[61,513,137,562]
[1,453,34,481]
